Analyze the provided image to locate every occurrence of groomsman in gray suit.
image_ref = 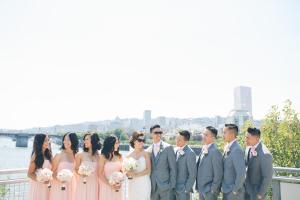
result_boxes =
[196,126,223,200]
[222,124,246,200]
[147,124,177,200]
[174,130,197,200]
[245,128,273,200]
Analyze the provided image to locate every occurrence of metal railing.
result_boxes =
[1,167,299,200]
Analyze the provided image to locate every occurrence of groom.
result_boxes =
[147,124,177,200]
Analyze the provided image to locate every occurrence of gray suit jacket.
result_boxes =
[196,143,223,194]
[245,142,273,198]
[175,145,197,193]
[222,140,246,194]
[147,141,177,193]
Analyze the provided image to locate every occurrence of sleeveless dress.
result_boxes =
[99,160,123,200]
[49,161,76,200]
[75,160,99,200]
[28,159,52,200]
[128,156,151,200]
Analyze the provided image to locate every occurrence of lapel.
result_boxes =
[155,142,165,163]
[199,143,215,166]
[248,142,262,166]
[177,145,188,161]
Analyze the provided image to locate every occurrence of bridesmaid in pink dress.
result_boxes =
[28,134,53,200]
[98,135,124,200]
[75,133,101,200]
[49,133,79,200]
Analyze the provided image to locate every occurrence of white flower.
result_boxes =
[78,164,94,176]
[57,169,73,190]
[122,157,138,172]
[108,172,125,192]
[251,149,257,157]
[178,149,185,156]
[36,168,53,183]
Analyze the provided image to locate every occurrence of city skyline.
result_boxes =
[0,0,299,129]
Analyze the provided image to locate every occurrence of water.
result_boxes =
[0,137,61,170]
[0,137,129,170]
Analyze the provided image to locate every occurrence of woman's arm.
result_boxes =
[51,153,61,179]
[27,154,37,181]
[74,153,82,175]
[98,155,110,186]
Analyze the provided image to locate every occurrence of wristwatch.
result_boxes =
[232,191,237,195]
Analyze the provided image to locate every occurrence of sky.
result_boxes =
[0,0,299,129]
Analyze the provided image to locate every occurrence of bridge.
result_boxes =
[0,133,62,148]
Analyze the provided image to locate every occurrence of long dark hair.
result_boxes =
[101,135,121,160]
[31,134,52,169]
[83,133,101,156]
[61,132,79,156]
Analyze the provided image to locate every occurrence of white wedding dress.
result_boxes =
[128,156,151,200]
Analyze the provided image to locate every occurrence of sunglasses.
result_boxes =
[153,131,163,135]
[137,138,145,143]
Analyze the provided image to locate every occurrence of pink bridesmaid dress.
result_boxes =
[49,161,76,200]
[28,159,52,200]
[75,161,99,200]
[99,160,123,200]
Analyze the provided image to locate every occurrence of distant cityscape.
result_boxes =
[0,86,260,136]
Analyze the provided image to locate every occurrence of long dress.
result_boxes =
[28,159,52,200]
[128,156,151,200]
[99,160,123,200]
[75,160,99,200]
[49,161,76,200]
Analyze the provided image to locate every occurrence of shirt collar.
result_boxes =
[154,140,162,146]
[252,141,261,149]
[227,139,237,149]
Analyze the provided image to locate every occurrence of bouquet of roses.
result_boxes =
[57,169,73,190]
[108,172,125,192]
[122,157,138,179]
[78,164,94,184]
[36,168,53,188]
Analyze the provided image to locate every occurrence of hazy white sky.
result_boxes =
[0,0,299,129]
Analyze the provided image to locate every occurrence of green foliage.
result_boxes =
[261,100,300,168]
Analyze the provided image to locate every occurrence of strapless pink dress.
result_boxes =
[49,161,76,200]
[28,159,52,200]
[75,161,99,200]
[99,160,123,200]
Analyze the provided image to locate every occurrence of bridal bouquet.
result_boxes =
[36,168,53,188]
[57,169,73,190]
[123,157,138,179]
[108,172,125,192]
[78,164,94,184]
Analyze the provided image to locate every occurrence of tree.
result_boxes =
[261,100,300,168]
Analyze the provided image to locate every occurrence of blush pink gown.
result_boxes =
[99,160,123,200]
[75,161,99,200]
[28,159,52,200]
[49,161,76,200]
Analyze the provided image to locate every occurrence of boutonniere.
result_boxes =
[203,148,208,155]
[251,148,257,157]
[178,149,185,156]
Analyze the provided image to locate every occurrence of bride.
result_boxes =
[126,131,151,200]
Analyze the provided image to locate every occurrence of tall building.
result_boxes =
[143,110,152,127]
[234,86,252,115]
[227,86,253,128]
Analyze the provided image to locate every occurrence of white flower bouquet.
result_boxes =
[78,164,94,184]
[57,169,73,190]
[36,168,53,188]
[122,157,138,179]
[108,171,125,192]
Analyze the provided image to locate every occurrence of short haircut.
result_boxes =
[178,130,191,141]
[206,126,218,138]
[129,131,145,148]
[150,124,161,133]
[247,127,261,137]
[225,124,239,136]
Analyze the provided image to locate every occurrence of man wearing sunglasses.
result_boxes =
[147,124,177,200]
